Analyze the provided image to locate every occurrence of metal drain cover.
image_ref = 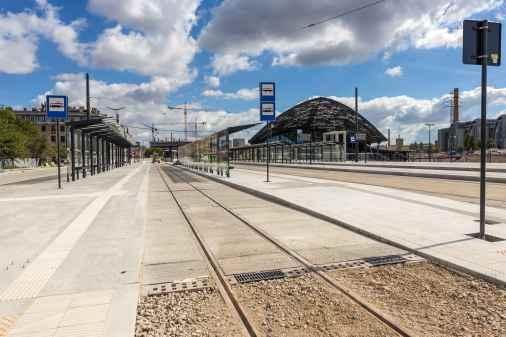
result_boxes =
[365,254,409,266]
[320,254,424,271]
[234,270,286,284]
[144,277,210,296]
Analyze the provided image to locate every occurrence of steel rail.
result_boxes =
[174,165,417,337]
[156,166,259,337]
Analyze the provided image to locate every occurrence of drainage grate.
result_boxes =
[466,233,506,242]
[364,254,409,266]
[234,270,286,284]
[144,277,210,296]
[320,254,424,272]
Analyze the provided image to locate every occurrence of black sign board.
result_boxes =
[463,20,502,66]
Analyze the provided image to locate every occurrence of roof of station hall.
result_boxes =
[249,97,387,144]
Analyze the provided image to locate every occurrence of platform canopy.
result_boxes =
[215,122,261,138]
[66,117,136,147]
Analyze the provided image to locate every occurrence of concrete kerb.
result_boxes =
[237,161,506,173]
[234,162,506,184]
[180,165,506,289]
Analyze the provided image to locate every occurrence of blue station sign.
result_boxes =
[46,95,68,119]
[259,82,275,122]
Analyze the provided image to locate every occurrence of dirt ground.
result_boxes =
[236,274,399,337]
[332,262,506,337]
[135,287,242,337]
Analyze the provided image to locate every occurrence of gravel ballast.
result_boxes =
[135,287,242,337]
[236,274,398,337]
[332,262,506,337]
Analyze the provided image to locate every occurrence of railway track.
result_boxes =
[157,164,416,337]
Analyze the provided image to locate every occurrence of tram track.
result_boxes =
[160,164,416,337]
[156,165,260,337]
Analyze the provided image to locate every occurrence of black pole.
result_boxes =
[90,136,94,176]
[355,87,359,162]
[428,125,431,161]
[71,127,75,181]
[81,132,86,178]
[86,73,90,120]
[56,120,61,189]
[266,122,271,182]
[479,20,488,240]
[226,129,230,177]
[96,137,100,173]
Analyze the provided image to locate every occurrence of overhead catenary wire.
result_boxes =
[300,0,386,30]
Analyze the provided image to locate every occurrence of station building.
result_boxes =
[231,97,395,162]
[14,106,100,147]
[177,97,414,163]
[438,115,506,153]
[249,96,386,146]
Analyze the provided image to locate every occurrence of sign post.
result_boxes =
[260,82,276,182]
[46,95,68,189]
[463,20,501,239]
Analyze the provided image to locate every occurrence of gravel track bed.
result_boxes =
[235,274,398,337]
[332,262,506,337]
[135,287,242,337]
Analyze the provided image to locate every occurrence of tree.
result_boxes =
[144,147,163,157]
[0,107,50,162]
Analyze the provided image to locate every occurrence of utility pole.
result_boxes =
[425,123,435,160]
[151,123,156,142]
[184,102,188,141]
[86,73,90,120]
[355,87,359,162]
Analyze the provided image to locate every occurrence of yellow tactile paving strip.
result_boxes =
[0,166,142,302]
[0,315,18,337]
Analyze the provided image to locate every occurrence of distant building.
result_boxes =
[232,138,245,148]
[395,136,404,150]
[438,117,500,152]
[14,106,101,147]
[150,140,191,160]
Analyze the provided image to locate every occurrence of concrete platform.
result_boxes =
[0,163,149,337]
[170,181,300,274]
[191,166,506,286]
[142,170,207,285]
[197,180,407,266]
[235,161,506,183]
[0,167,58,186]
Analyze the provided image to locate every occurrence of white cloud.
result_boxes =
[2,0,199,93]
[88,0,199,86]
[325,85,506,144]
[210,53,256,76]
[0,0,85,74]
[205,76,220,88]
[37,73,259,144]
[202,87,257,100]
[199,0,503,74]
[385,66,403,77]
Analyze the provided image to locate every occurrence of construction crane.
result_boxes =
[140,123,158,142]
[167,103,211,141]
[160,118,207,140]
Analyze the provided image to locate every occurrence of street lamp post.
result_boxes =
[425,123,435,161]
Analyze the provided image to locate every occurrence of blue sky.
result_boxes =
[2,0,506,144]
